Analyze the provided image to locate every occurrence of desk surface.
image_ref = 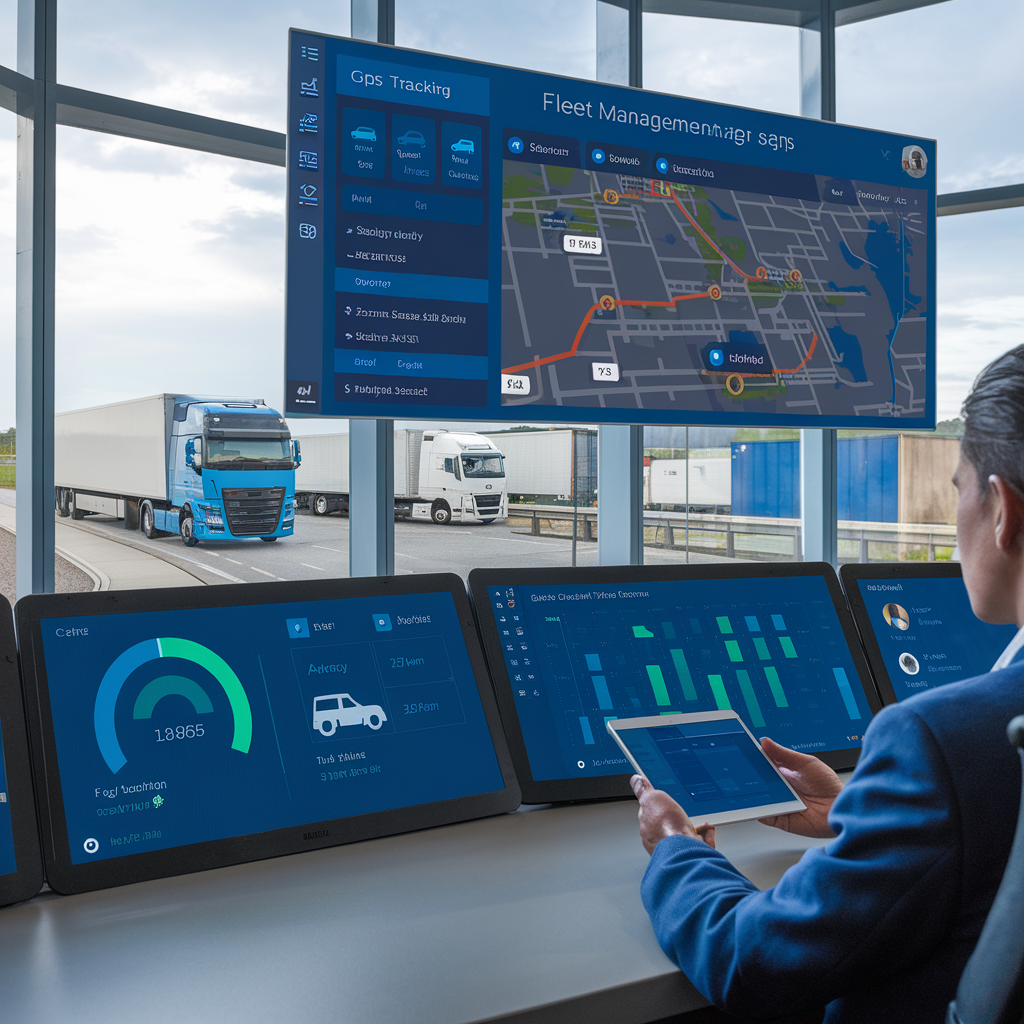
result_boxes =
[0,800,827,1024]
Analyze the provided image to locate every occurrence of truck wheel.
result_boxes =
[260,536,278,542]
[140,501,158,539]
[313,494,330,516]
[431,500,451,525]
[179,513,199,547]
[71,497,85,521]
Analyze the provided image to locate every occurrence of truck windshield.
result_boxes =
[461,454,504,478]
[205,438,292,467]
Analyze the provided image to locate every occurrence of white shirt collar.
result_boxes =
[992,623,1024,671]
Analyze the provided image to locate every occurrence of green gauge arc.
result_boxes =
[94,637,252,774]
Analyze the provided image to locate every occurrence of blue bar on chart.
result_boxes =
[832,668,862,720]
[772,614,787,631]
[591,675,612,710]
[689,618,702,633]
[579,716,595,744]
[661,621,676,639]
[585,653,602,671]
[745,616,761,632]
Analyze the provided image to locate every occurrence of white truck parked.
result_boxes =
[294,429,507,525]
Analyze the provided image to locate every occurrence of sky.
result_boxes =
[0,0,1022,435]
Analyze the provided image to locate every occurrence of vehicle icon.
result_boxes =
[313,693,388,735]
[350,126,377,141]
[450,139,475,154]
[397,130,426,147]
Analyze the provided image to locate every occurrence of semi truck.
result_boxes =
[55,394,300,546]
[294,429,506,525]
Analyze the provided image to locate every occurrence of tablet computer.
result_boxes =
[15,574,519,894]
[469,563,880,803]
[839,562,1017,705]
[607,711,805,826]
[0,603,44,906]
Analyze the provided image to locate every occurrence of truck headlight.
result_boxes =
[198,505,223,527]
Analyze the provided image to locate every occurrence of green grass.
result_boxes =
[0,465,14,488]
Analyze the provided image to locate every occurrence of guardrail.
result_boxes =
[507,504,957,562]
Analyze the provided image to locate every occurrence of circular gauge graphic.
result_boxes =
[882,603,910,631]
[93,638,252,774]
[898,652,920,675]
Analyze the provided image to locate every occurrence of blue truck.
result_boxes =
[54,394,301,546]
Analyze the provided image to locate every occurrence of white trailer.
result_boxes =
[294,429,507,525]
[646,457,731,510]
[480,428,597,503]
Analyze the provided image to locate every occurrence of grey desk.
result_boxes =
[0,800,827,1024]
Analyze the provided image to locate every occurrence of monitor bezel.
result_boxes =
[838,561,975,707]
[0,603,44,906]
[16,574,520,895]
[469,562,882,804]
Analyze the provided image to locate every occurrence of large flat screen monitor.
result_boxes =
[469,564,881,803]
[15,576,519,894]
[285,31,936,428]
[839,562,1018,705]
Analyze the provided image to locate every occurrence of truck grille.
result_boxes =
[475,493,502,510]
[223,488,285,536]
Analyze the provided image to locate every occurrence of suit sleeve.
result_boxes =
[640,705,962,1018]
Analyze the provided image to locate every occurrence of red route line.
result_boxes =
[501,292,708,375]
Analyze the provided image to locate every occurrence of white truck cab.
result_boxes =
[407,430,506,525]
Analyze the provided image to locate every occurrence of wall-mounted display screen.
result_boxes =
[17,576,517,893]
[469,564,880,803]
[286,31,936,427]
[840,563,1018,705]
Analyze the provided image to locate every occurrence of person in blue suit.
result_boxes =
[634,345,1024,1024]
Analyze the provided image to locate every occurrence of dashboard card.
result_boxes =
[469,563,880,803]
[16,575,519,894]
[0,603,44,907]
[839,562,1017,705]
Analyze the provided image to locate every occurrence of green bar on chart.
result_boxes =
[670,648,698,701]
[633,624,654,638]
[716,616,733,634]
[708,674,731,711]
[724,640,743,663]
[764,666,789,708]
[646,665,671,706]
[736,670,765,728]
[753,637,771,660]
[779,636,797,659]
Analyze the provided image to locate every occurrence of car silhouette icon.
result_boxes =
[397,130,426,147]
[451,139,475,154]
[313,693,388,735]
[350,126,377,141]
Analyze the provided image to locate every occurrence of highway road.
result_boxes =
[73,510,711,586]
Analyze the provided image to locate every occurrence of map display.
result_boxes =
[285,32,936,427]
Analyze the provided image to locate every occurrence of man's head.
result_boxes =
[955,345,1024,625]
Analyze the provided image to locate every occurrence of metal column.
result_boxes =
[15,0,56,597]
[799,0,838,565]
[349,0,396,577]
[596,0,644,566]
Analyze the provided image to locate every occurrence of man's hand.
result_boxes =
[631,775,716,855]
[758,737,842,839]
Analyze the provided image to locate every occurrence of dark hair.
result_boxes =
[961,344,1024,495]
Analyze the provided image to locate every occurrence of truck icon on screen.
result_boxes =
[313,693,388,735]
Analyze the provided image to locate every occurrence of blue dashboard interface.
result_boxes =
[617,718,795,816]
[0,724,16,875]
[855,576,1017,700]
[285,32,935,429]
[486,575,871,781]
[39,592,504,865]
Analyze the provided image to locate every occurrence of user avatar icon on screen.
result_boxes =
[902,145,927,178]
[882,603,911,631]
[898,652,920,676]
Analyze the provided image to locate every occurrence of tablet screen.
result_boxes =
[853,575,1016,701]
[614,718,797,817]
[482,572,873,787]
[0,726,17,877]
[36,589,506,868]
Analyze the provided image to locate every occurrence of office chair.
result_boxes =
[947,715,1024,1024]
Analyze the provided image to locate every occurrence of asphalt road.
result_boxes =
[74,510,717,586]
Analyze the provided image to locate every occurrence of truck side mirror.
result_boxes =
[185,437,202,471]
[292,439,302,467]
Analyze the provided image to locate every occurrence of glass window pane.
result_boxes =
[0,111,13,444]
[837,0,1024,193]
[643,13,798,115]
[396,0,596,79]
[0,0,15,71]
[58,1,352,130]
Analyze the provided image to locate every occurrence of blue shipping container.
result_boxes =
[730,436,899,522]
